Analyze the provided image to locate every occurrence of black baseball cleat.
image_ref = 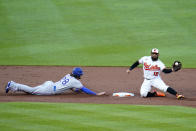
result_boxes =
[5,81,11,93]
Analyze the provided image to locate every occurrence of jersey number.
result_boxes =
[62,77,69,85]
[154,72,159,76]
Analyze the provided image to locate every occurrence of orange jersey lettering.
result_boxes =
[144,62,160,71]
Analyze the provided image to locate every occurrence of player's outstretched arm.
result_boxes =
[80,86,106,96]
[163,61,182,74]
[127,61,139,74]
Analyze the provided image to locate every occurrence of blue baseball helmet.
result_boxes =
[72,67,83,77]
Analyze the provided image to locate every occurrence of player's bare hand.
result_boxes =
[126,69,131,74]
[96,92,106,96]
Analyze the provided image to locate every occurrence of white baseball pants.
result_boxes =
[140,77,169,97]
[10,81,56,95]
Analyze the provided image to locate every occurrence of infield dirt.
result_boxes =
[0,66,195,107]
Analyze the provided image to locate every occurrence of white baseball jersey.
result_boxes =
[139,56,165,80]
[54,74,83,94]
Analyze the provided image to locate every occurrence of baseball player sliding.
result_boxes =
[5,67,106,96]
[127,48,184,99]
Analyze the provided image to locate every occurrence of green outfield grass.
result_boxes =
[0,102,195,131]
[0,0,196,67]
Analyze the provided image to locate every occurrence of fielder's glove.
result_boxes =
[172,61,182,72]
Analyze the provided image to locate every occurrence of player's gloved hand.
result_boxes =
[126,69,131,74]
[96,92,106,96]
[172,61,182,72]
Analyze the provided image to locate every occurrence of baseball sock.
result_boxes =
[167,87,177,95]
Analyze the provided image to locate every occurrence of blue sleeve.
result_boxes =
[80,86,97,95]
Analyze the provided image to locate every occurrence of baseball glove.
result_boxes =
[172,61,182,72]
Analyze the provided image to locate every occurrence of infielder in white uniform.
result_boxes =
[127,48,184,99]
[5,67,106,96]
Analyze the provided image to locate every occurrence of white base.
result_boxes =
[112,92,134,97]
